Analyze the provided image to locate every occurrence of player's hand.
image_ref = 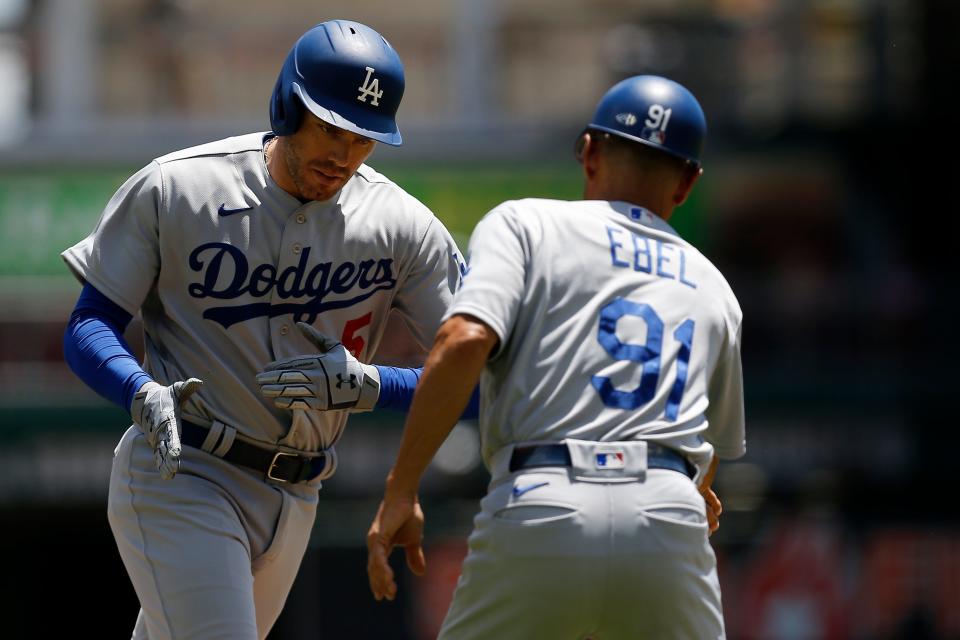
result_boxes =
[256,322,381,412]
[366,494,426,602]
[130,378,203,480]
[701,486,722,535]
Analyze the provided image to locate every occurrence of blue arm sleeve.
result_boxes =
[63,283,153,412]
[375,365,480,419]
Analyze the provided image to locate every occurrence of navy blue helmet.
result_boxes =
[269,20,405,145]
[585,75,706,166]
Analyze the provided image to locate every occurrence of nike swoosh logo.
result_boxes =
[512,481,549,498]
[218,203,253,217]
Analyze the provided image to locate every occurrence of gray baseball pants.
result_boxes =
[439,440,725,640]
[108,425,321,639]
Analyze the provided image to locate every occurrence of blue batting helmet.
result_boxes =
[269,20,405,145]
[586,75,706,165]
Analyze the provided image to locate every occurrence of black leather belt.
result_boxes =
[509,442,696,479]
[181,420,327,484]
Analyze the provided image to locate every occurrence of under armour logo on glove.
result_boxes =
[336,373,359,390]
[257,322,381,412]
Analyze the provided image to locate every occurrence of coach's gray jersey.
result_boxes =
[446,198,745,476]
[63,132,460,452]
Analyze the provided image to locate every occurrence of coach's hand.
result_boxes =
[701,486,722,535]
[698,457,722,535]
[130,378,203,480]
[367,494,426,601]
[257,323,380,412]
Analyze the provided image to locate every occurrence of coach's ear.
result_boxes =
[672,165,703,206]
[577,132,601,181]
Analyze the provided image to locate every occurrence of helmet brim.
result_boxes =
[587,124,700,167]
[293,83,403,146]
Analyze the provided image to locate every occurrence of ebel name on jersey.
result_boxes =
[187,242,397,328]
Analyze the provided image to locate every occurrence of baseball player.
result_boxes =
[363,76,746,639]
[61,20,463,639]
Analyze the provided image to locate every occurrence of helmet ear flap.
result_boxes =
[269,80,285,133]
[269,60,303,136]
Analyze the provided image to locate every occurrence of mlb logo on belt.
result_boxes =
[595,449,625,469]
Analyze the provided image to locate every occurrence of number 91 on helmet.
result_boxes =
[576,75,707,167]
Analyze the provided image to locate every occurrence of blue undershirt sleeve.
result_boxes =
[63,283,153,413]
[374,365,480,419]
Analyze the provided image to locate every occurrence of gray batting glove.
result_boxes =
[130,378,204,480]
[256,322,381,412]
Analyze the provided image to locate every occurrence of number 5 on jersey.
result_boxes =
[341,312,372,358]
[591,298,693,420]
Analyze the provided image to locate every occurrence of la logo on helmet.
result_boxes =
[357,67,384,106]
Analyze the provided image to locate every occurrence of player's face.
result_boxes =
[282,113,376,201]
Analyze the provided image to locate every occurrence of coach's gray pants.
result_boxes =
[439,440,725,640]
[108,425,321,640]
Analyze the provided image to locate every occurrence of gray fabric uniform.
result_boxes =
[438,198,745,640]
[62,132,461,639]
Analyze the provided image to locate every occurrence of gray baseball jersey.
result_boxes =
[445,198,745,477]
[64,132,462,639]
[438,198,743,639]
[63,132,461,453]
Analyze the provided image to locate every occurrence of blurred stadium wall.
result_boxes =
[0,1,957,638]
